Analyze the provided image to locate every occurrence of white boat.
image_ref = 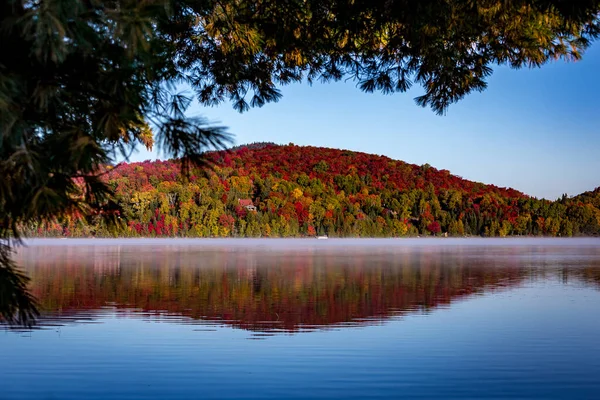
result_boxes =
[316,235,328,240]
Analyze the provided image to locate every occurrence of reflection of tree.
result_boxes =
[558,266,600,289]
[13,244,600,332]
[0,242,38,325]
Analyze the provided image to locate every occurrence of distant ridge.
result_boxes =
[27,144,600,237]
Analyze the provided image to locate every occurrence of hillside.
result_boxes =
[27,144,600,237]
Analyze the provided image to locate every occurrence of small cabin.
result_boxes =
[238,198,257,212]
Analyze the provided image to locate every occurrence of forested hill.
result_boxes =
[29,144,600,237]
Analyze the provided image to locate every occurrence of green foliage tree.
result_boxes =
[0,243,38,325]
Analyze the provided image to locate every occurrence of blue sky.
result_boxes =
[132,46,600,200]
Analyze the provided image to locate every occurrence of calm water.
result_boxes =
[2,238,600,399]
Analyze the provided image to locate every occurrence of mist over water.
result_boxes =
[3,238,600,399]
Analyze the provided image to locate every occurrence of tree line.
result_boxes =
[23,144,600,238]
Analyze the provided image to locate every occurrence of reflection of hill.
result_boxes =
[14,242,600,332]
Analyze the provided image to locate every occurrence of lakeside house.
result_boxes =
[238,198,257,212]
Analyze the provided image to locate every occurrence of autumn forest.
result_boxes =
[25,144,600,238]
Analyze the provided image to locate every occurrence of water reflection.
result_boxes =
[11,239,600,333]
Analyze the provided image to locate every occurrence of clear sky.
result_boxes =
[131,46,600,200]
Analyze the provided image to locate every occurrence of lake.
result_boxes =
[2,238,600,399]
